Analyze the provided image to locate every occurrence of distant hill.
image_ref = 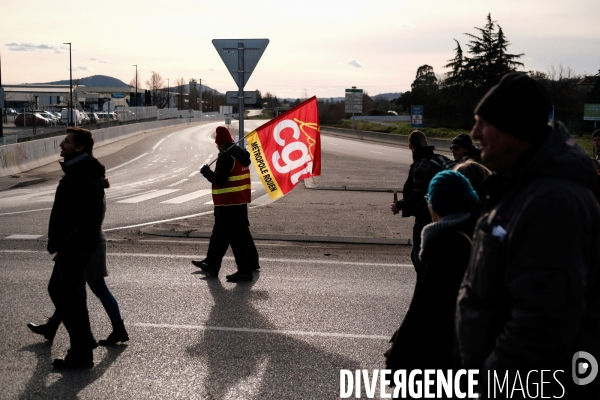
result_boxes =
[40,75,131,87]
[373,92,402,101]
[35,75,222,95]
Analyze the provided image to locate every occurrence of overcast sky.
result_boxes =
[1,0,599,99]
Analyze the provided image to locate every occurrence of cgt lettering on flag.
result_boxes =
[246,96,321,200]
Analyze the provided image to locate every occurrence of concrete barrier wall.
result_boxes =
[0,118,196,177]
[321,126,454,153]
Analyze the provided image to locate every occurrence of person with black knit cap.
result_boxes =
[450,133,481,163]
[386,170,478,386]
[456,73,600,398]
[593,129,600,160]
[191,126,259,282]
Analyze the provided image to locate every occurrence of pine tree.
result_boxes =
[446,13,524,94]
[443,39,466,87]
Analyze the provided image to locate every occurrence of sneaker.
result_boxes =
[250,265,261,271]
[191,260,218,277]
[225,272,253,282]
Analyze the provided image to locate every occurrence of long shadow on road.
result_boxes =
[187,274,364,399]
[18,342,126,399]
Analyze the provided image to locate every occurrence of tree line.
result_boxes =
[395,14,600,133]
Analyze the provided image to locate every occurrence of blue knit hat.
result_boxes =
[427,170,479,217]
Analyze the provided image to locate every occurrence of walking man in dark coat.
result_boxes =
[456,73,600,398]
[391,130,454,275]
[47,127,106,369]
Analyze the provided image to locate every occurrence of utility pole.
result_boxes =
[63,42,73,126]
[132,64,137,120]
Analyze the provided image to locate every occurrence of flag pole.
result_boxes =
[205,134,249,167]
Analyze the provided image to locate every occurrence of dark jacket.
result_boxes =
[202,144,251,186]
[397,146,451,223]
[201,144,252,220]
[386,213,476,375]
[456,123,600,395]
[47,155,106,255]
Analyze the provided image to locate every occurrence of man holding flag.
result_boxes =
[192,126,259,282]
[192,96,321,281]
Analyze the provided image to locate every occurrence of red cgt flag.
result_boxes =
[246,96,320,200]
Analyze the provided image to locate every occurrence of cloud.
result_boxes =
[88,57,111,64]
[77,66,88,71]
[347,59,362,68]
[5,42,64,52]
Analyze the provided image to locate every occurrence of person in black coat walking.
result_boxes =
[46,127,106,369]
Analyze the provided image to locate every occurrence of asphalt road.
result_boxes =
[0,121,417,399]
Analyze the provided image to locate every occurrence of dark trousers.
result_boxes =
[48,253,94,360]
[206,205,258,273]
[411,219,427,279]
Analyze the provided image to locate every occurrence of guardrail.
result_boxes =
[320,126,455,154]
[0,118,213,177]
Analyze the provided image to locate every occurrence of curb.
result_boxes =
[0,177,47,191]
[303,177,401,193]
[140,226,409,246]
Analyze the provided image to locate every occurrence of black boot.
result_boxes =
[27,318,61,341]
[99,320,129,346]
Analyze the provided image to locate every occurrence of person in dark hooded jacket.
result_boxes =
[46,127,106,369]
[192,126,259,282]
[456,73,600,398]
[391,130,455,276]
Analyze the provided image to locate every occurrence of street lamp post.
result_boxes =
[166,78,169,109]
[63,42,72,126]
[132,64,137,120]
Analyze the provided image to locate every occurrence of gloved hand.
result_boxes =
[200,165,211,176]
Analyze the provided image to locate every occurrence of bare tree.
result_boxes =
[175,77,187,110]
[129,75,143,91]
[189,79,198,110]
[146,72,165,107]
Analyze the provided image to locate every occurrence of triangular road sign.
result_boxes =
[212,39,269,89]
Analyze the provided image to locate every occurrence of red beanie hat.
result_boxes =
[215,126,234,145]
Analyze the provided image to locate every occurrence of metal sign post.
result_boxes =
[213,39,269,148]
[411,105,424,128]
[345,87,363,130]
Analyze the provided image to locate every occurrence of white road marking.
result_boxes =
[188,171,199,178]
[161,189,211,204]
[152,138,166,150]
[117,189,180,203]
[4,234,43,240]
[103,211,214,231]
[0,208,52,216]
[0,250,408,268]
[106,153,148,173]
[167,179,188,187]
[134,323,389,340]
[105,188,146,200]
[0,189,56,207]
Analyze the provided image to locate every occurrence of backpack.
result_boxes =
[428,154,457,172]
